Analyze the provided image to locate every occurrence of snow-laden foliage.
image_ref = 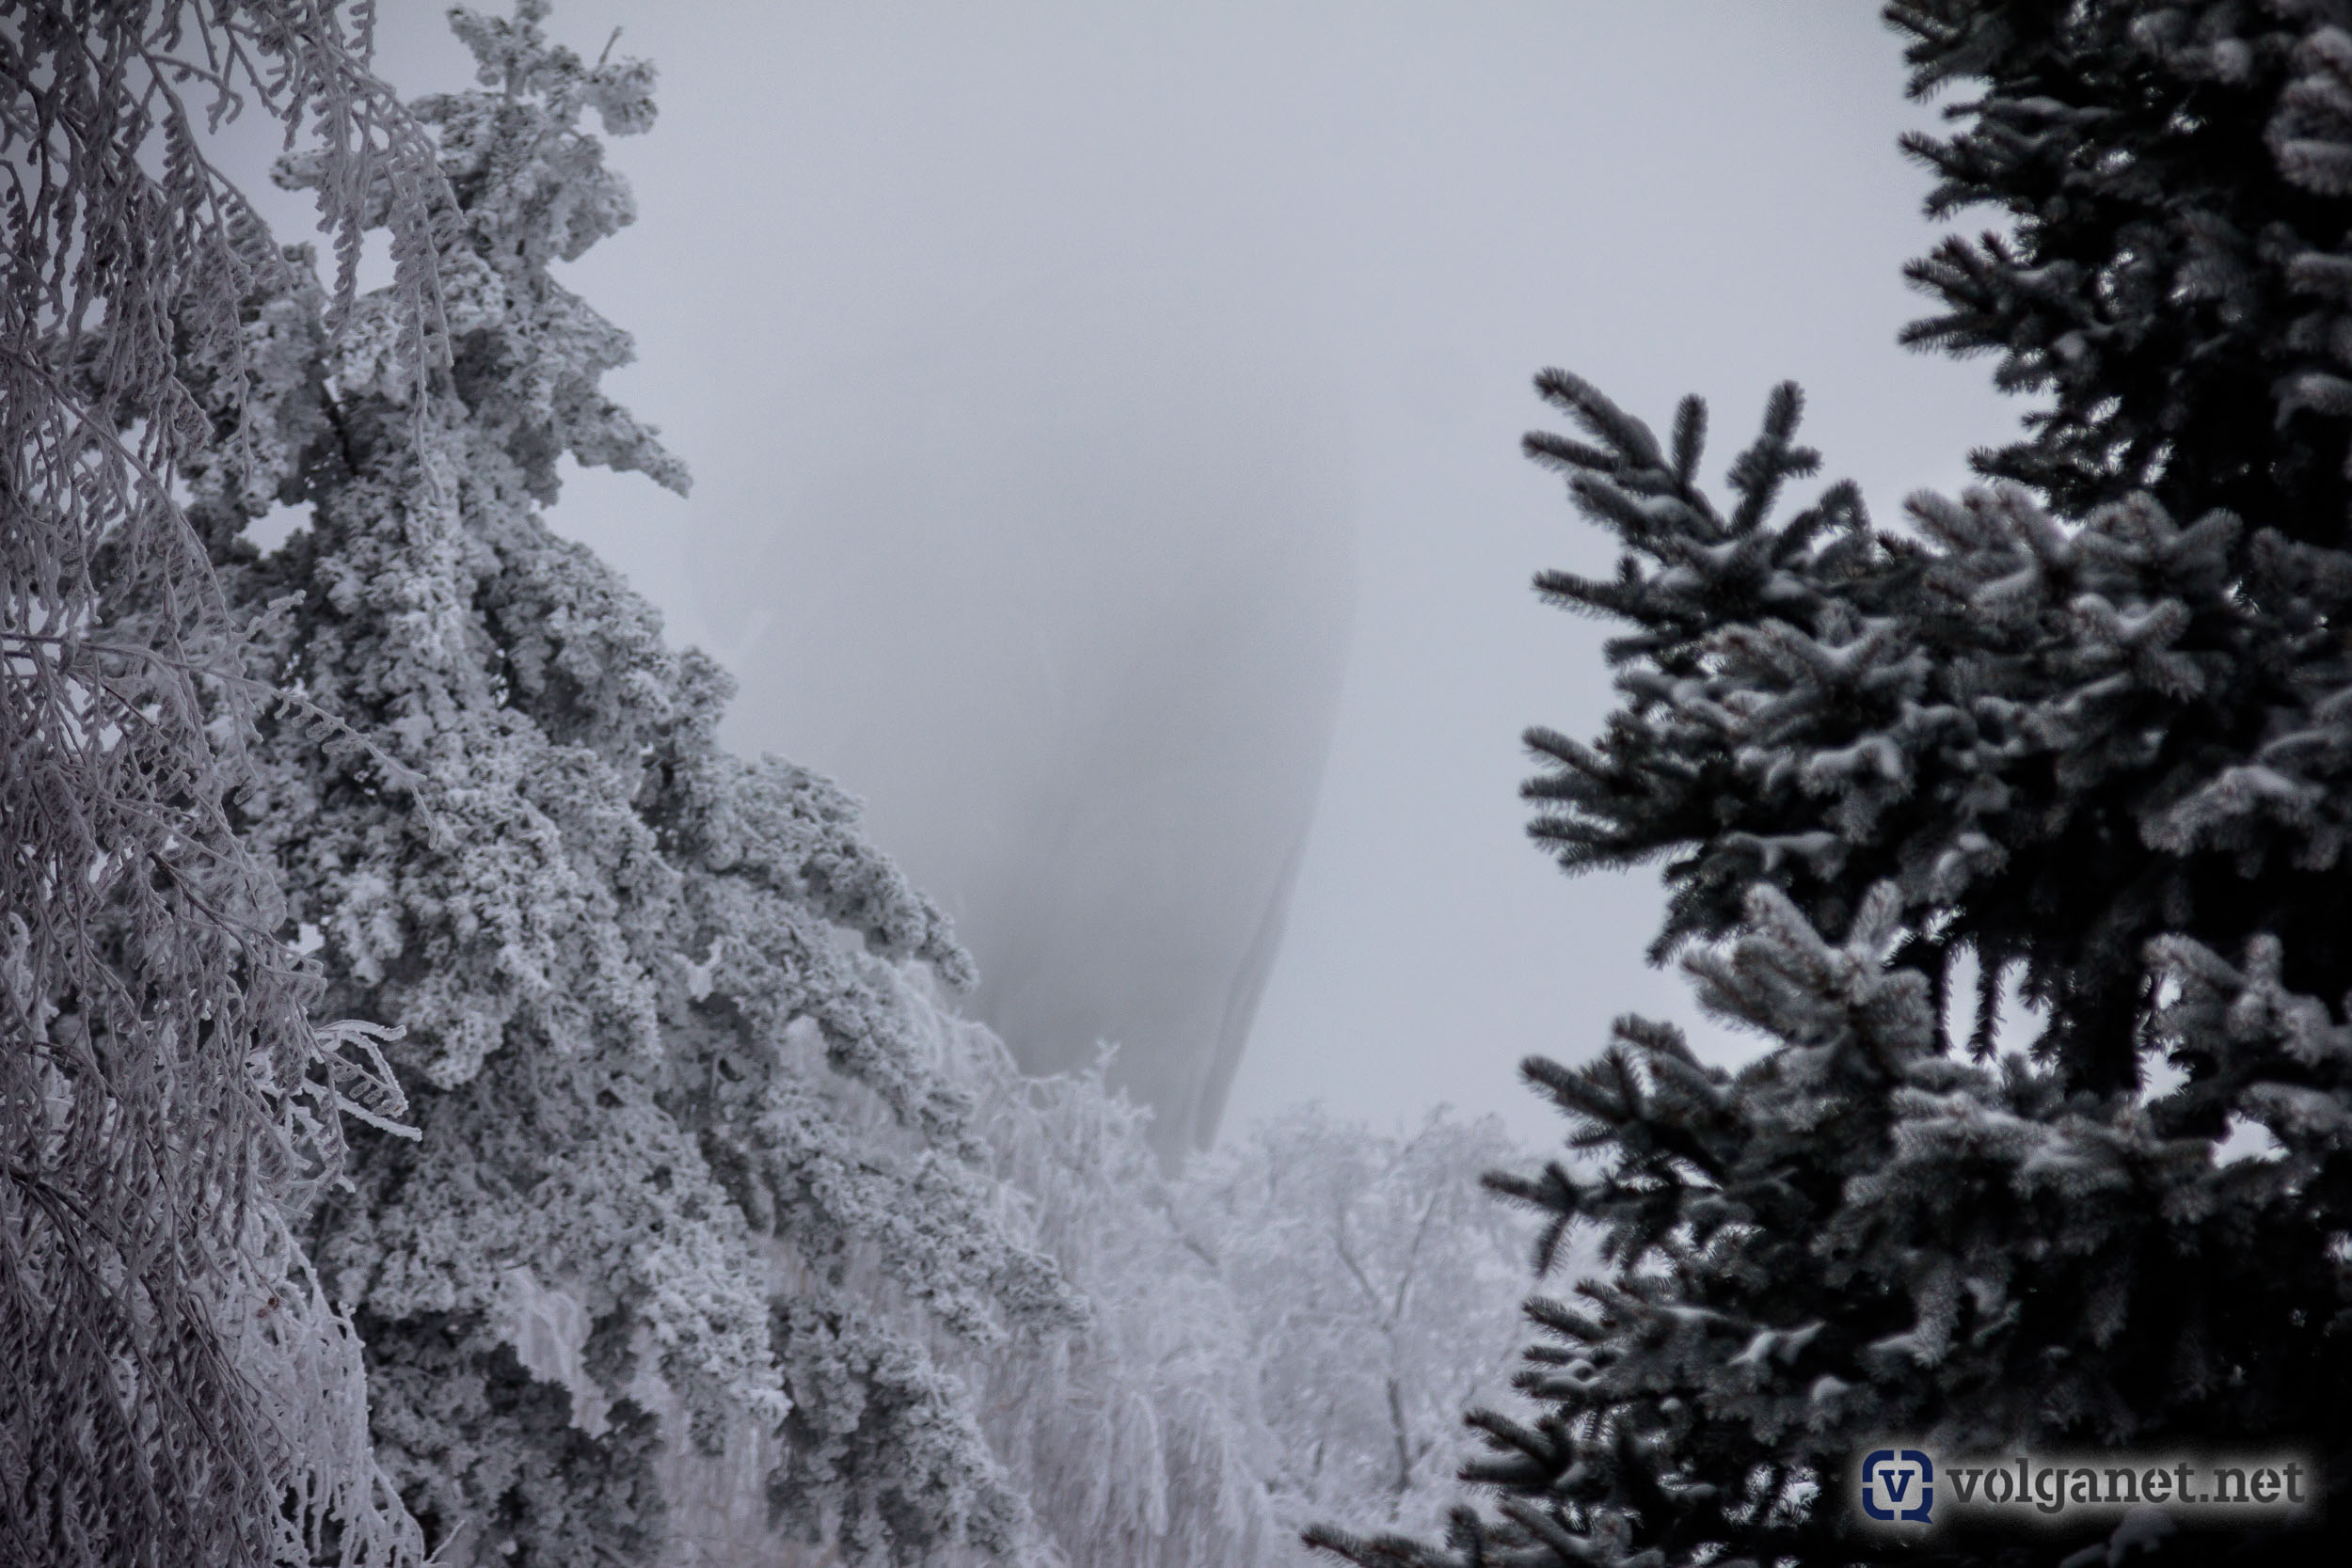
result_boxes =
[665,1007,1557,1568]
[1182,1108,1553,1551]
[561,972,1534,1568]
[930,1050,1543,1568]
[953,1034,1274,1568]
[151,6,1099,1562]
[2,5,450,1563]
[655,989,1302,1568]
[1316,7,2352,1557]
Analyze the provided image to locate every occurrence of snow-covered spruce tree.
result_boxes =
[1312,5,2352,1560]
[166,6,1086,1562]
[1492,0,2352,1107]
[1182,1107,1551,1553]
[1885,0,2352,1094]
[2,6,448,1563]
[1310,389,2352,1568]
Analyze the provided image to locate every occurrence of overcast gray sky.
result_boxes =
[230,3,2021,1147]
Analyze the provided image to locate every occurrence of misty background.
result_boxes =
[228,2,2019,1149]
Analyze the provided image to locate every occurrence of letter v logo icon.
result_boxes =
[1861,1449,1934,1524]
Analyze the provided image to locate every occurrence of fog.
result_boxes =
[701,273,1353,1154]
[225,2,2019,1150]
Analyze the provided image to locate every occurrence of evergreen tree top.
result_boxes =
[1892,0,2352,532]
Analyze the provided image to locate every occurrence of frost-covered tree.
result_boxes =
[1886,0,2352,1094]
[1311,4,2352,1565]
[1312,389,2352,1568]
[157,6,1096,1563]
[2,6,446,1563]
[639,976,1290,1568]
[952,1026,1282,1568]
[653,990,1528,1568]
[1184,1108,1550,1552]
